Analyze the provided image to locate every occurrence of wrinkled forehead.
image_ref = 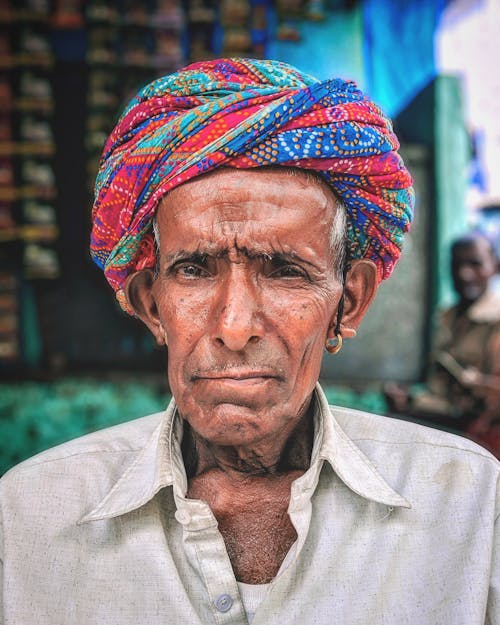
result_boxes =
[153,168,341,268]
[165,166,335,203]
[156,167,338,231]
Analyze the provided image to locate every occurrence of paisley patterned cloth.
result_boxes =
[90,58,414,313]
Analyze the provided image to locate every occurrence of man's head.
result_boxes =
[90,58,413,446]
[451,233,497,305]
[127,168,377,447]
[90,58,414,313]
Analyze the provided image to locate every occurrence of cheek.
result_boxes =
[161,294,210,397]
[275,288,338,338]
[157,291,212,356]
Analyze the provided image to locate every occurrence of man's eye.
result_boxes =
[175,264,209,278]
[268,262,307,279]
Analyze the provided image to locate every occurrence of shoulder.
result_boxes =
[0,412,166,536]
[469,290,500,324]
[329,406,500,516]
[0,412,164,491]
[438,305,456,324]
[331,404,499,470]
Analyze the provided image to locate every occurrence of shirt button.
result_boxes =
[174,510,191,524]
[214,593,233,613]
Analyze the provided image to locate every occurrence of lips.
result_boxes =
[192,370,279,382]
[190,362,286,387]
[189,370,281,406]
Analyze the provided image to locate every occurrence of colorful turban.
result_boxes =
[91,57,414,313]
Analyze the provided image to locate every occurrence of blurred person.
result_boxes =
[385,232,500,439]
[0,59,499,625]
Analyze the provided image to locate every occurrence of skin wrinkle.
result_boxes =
[182,407,313,478]
[153,167,347,281]
[161,239,329,276]
[156,229,343,278]
[129,168,378,583]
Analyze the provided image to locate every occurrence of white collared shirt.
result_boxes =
[1,384,498,624]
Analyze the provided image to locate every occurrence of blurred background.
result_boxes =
[0,0,499,474]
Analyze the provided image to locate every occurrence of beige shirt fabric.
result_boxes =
[236,582,268,623]
[1,383,499,625]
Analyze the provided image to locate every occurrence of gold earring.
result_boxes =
[161,327,168,346]
[325,333,342,354]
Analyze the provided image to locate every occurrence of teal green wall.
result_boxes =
[396,75,469,312]
[267,6,365,87]
[434,75,469,308]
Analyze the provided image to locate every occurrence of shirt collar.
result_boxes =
[81,383,410,523]
[79,400,177,523]
[313,383,410,508]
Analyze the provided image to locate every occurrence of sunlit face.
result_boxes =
[151,168,343,447]
[451,238,496,303]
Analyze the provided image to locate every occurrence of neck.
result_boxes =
[182,404,315,481]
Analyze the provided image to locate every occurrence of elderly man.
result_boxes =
[430,233,499,414]
[1,59,499,625]
[385,231,500,438]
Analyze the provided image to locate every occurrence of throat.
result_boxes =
[187,468,302,584]
[181,403,315,583]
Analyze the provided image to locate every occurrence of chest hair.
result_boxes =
[188,471,300,584]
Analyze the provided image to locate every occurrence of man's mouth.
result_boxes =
[190,364,285,386]
[193,370,279,382]
[456,282,481,298]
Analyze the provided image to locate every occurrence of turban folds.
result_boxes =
[91,58,414,313]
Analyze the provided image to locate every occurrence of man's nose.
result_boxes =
[214,269,265,351]
[457,263,475,282]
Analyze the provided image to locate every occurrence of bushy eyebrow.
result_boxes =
[163,250,214,265]
[238,247,314,267]
[162,246,317,269]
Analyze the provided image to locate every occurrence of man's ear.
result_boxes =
[331,259,379,337]
[125,269,165,346]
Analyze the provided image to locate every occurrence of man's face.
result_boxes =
[150,168,343,447]
[451,239,496,304]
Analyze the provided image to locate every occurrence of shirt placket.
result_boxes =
[175,498,248,625]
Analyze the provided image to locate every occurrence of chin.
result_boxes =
[456,285,483,301]
[182,401,283,446]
